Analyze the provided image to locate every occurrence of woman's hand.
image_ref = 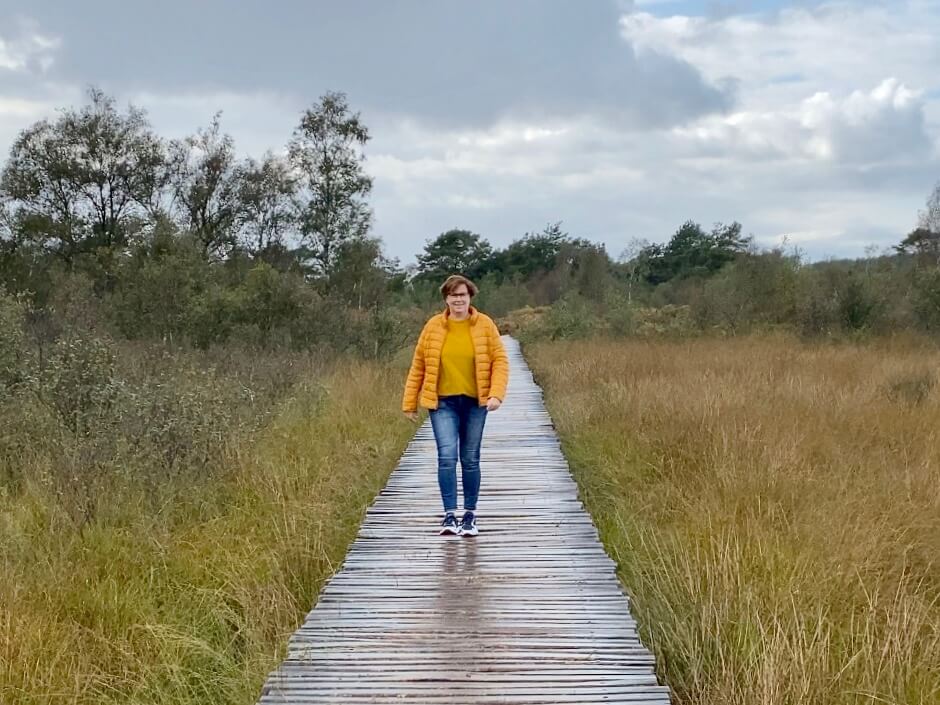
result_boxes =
[486,397,501,412]
[404,410,419,423]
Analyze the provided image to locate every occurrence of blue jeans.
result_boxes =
[429,395,488,513]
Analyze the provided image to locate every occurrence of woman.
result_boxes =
[402,274,509,536]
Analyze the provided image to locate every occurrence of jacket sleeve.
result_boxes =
[487,322,509,402]
[401,325,427,412]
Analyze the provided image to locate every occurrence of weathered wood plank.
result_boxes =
[256,337,671,704]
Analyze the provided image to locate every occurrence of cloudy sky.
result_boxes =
[1,0,938,264]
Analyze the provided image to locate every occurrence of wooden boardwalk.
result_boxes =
[258,337,671,704]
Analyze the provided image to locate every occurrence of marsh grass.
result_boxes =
[0,354,415,704]
[527,334,940,705]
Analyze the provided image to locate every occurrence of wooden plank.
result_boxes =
[255,337,671,704]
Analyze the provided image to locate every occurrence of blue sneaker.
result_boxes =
[458,511,478,537]
[439,513,459,535]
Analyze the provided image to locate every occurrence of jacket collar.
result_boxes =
[441,305,479,326]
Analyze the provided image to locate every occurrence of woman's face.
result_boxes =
[446,284,471,316]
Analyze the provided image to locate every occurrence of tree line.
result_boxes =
[1,87,939,352]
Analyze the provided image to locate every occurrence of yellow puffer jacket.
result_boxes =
[402,306,509,412]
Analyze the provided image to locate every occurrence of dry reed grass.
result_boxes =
[527,334,940,705]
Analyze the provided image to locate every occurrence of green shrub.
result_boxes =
[836,275,882,332]
[694,252,800,334]
[537,294,598,341]
[185,285,241,348]
[796,269,839,338]
[41,332,118,435]
[911,268,940,334]
[0,288,28,394]
[111,237,209,341]
[603,292,636,337]
[473,274,535,318]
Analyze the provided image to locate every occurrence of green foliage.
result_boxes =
[472,272,535,317]
[288,91,373,277]
[0,318,309,516]
[4,84,940,365]
[895,227,940,264]
[566,241,611,303]
[491,222,570,280]
[0,87,163,265]
[694,250,800,333]
[358,306,425,359]
[637,220,751,285]
[328,236,400,308]
[793,263,886,336]
[415,229,493,282]
[111,222,210,340]
[167,114,243,255]
[835,273,882,332]
[236,154,296,258]
[235,263,311,341]
[478,222,613,306]
[601,291,636,337]
[41,332,119,435]
[522,294,599,342]
[0,288,28,395]
[185,284,242,349]
[895,181,940,266]
[911,268,940,333]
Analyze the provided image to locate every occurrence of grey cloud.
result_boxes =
[827,106,931,164]
[8,0,732,129]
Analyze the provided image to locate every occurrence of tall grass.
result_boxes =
[0,354,415,704]
[527,334,940,705]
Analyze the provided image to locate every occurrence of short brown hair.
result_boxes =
[440,274,479,299]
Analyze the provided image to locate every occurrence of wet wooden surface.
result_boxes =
[258,336,671,704]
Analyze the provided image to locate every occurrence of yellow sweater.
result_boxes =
[437,318,477,398]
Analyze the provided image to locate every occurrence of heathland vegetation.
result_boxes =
[1,89,938,704]
[527,337,939,705]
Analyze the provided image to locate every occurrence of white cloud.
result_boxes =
[129,89,301,157]
[800,79,931,162]
[620,4,939,102]
[0,2,937,263]
[0,83,79,162]
[0,95,51,118]
[0,22,60,73]
[671,78,933,165]
[364,3,940,258]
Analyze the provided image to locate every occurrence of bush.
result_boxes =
[911,268,940,334]
[835,274,882,332]
[796,269,839,338]
[0,288,28,394]
[361,305,424,359]
[603,291,636,337]
[535,294,598,341]
[41,332,119,435]
[694,251,800,334]
[111,232,209,341]
[473,273,534,318]
[185,285,241,348]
